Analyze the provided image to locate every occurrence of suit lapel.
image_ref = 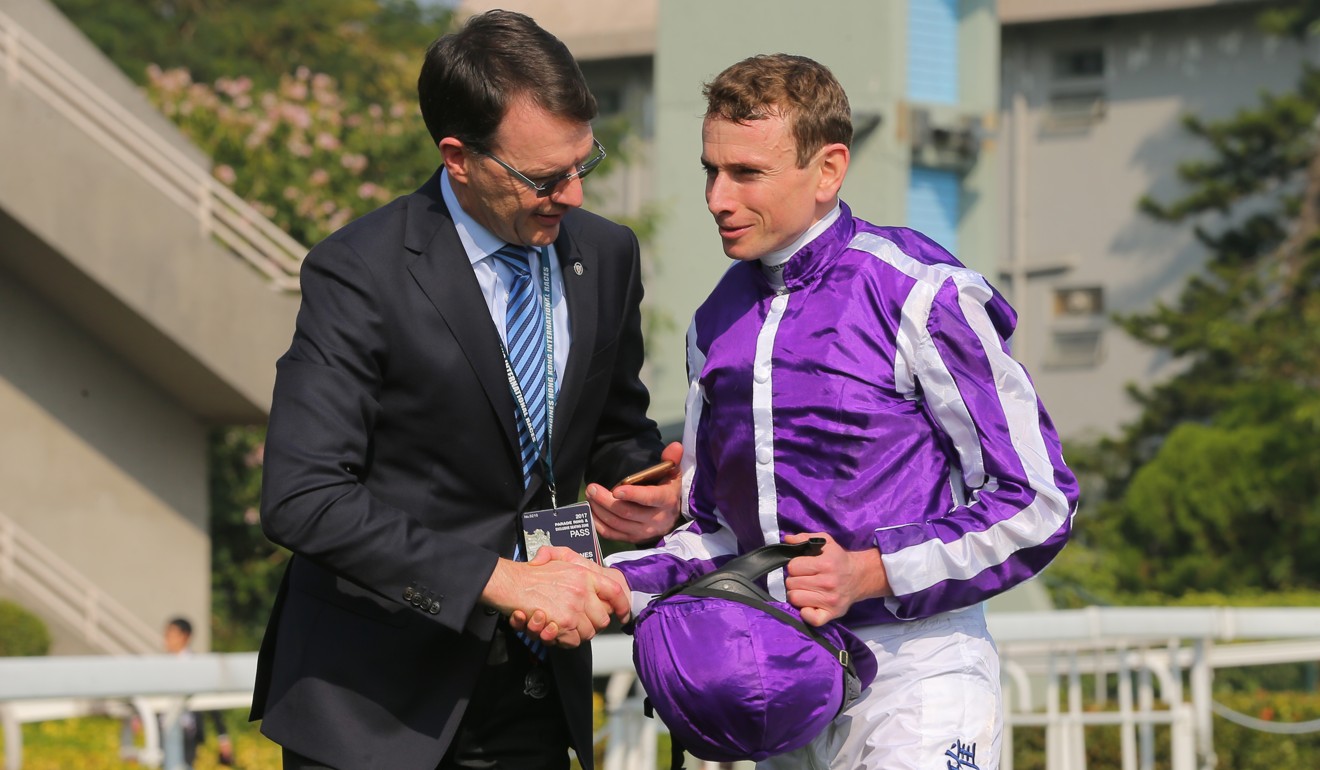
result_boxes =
[553,222,597,460]
[403,171,521,462]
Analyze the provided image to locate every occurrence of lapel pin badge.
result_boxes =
[573,262,584,276]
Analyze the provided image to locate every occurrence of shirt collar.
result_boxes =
[760,201,843,268]
[440,168,507,264]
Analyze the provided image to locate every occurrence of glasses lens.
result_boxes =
[578,146,605,179]
[528,142,607,197]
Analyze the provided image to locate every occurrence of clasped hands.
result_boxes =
[484,546,631,649]
[485,443,684,648]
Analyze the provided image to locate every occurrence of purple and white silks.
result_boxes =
[609,202,1078,627]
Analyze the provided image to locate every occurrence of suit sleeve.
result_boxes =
[259,238,499,634]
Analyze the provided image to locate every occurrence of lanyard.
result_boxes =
[498,247,560,508]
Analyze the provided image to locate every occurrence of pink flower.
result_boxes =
[309,168,330,186]
[214,165,237,185]
[340,153,368,174]
[358,182,379,199]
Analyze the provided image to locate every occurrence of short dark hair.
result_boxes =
[167,617,193,637]
[418,10,597,151]
[704,54,852,167]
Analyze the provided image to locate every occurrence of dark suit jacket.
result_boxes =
[250,169,662,770]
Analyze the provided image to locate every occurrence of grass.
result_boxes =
[0,706,672,769]
[0,711,281,770]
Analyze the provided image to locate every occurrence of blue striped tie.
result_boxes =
[493,244,549,661]
[492,245,549,487]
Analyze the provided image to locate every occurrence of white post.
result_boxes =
[1045,652,1064,770]
[133,697,164,769]
[1138,664,1155,770]
[2,704,22,770]
[1068,651,1087,770]
[1190,639,1216,770]
[1118,647,1137,770]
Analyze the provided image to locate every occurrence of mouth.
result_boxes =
[534,209,565,226]
[717,222,750,240]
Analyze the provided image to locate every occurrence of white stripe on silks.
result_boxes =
[755,293,789,600]
[680,319,706,519]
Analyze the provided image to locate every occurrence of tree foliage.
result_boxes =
[0,599,52,656]
[50,0,447,104]
[144,64,436,247]
[1055,4,1320,601]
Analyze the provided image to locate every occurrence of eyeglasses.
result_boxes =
[479,139,607,198]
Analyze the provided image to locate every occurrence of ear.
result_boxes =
[815,143,850,203]
[439,137,470,184]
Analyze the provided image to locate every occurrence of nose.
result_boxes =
[549,174,585,208]
[706,172,732,217]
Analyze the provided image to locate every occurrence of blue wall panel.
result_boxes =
[907,167,960,255]
[907,0,959,105]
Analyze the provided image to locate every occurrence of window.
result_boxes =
[1052,48,1104,80]
[1045,47,1107,132]
[1053,286,1103,317]
[1045,286,1105,368]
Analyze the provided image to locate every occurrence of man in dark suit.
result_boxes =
[250,10,681,769]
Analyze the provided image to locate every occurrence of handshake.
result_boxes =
[481,546,633,649]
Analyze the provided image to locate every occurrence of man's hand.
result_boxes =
[482,548,631,648]
[783,532,893,626]
[587,442,683,543]
[512,550,635,641]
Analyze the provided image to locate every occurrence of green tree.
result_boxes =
[50,0,448,104]
[0,599,52,656]
[1054,2,1320,601]
[208,427,279,651]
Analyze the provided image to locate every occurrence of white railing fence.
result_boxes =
[0,9,304,291]
[0,510,159,656]
[0,608,1318,770]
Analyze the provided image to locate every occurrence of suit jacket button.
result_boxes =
[403,585,415,600]
[483,606,498,616]
[429,600,441,614]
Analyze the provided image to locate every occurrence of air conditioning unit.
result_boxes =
[908,104,983,171]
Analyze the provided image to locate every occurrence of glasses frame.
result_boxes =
[479,138,607,198]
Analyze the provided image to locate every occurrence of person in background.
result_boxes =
[118,617,235,768]
[162,617,234,769]
[249,9,681,770]
[603,54,1079,769]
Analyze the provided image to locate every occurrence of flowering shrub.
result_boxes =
[145,64,436,247]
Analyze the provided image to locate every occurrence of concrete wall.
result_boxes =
[0,264,211,651]
[0,0,302,652]
[0,64,300,422]
[999,3,1316,440]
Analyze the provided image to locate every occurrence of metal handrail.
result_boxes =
[0,511,158,656]
[2,619,1320,770]
[0,9,304,291]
